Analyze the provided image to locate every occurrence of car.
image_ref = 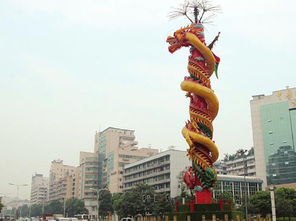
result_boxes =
[120,218,133,221]
[58,218,78,221]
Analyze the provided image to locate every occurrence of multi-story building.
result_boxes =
[123,149,263,204]
[77,152,99,219]
[214,148,256,177]
[48,159,76,201]
[213,175,263,205]
[123,149,191,198]
[30,173,48,205]
[250,87,296,187]
[213,161,227,175]
[225,148,256,177]
[266,145,296,185]
[94,127,159,193]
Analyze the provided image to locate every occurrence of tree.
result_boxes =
[0,202,4,213]
[249,191,271,216]
[65,198,88,217]
[99,190,113,219]
[112,193,124,218]
[112,184,173,219]
[219,191,233,202]
[18,204,29,217]
[153,193,173,216]
[30,204,42,217]
[45,200,63,214]
[275,187,296,219]
[112,184,155,218]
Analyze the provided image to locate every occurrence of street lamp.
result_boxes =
[90,188,108,221]
[63,198,66,217]
[237,149,248,220]
[8,183,28,199]
[8,183,28,219]
[269,186,276,221]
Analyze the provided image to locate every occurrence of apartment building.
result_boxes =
[123,149,191,198]
[222,148,256,177]
[48,159,76,201]
[250,87,296,187]
[78,152,99,218]
[94,127,158,193]
[30,173,48,205]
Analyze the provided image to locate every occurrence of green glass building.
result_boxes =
[251,88,296,187]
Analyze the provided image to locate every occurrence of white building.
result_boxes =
[30,173,48,205]
[77,151,99,219]
[214,148,256,178]
[123,149,191,198]
[213,175,263,205]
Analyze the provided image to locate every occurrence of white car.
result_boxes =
[120,218,133,221]
[59,218,78,221]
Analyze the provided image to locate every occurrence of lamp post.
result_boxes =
[237,149,248,220]
[90,188,107,221]
[63,198,66,217]
[269,186,276,221]
[8,183,28,219]
[8,183,28,199]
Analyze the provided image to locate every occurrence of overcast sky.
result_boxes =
[1,0,296,199]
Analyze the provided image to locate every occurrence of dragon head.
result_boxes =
[167,23,205,53]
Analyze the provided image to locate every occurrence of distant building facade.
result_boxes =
[123,149,191,198]
[213,161,227,175]
[30,173,48,205]
[77,152,99,218]
[94,127,159,193]
[48,159,76,201]
[266,145,296,185]
[250,87,296,187]
[213,175,263,205]
[214,148,256,177]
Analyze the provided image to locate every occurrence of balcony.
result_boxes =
[124,161,170,176]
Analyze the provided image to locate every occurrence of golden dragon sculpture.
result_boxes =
[167,22,221,203]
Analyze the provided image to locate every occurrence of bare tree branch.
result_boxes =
[168,0,221,24]
[168,1,194,23]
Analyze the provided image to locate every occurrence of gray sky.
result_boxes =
[1,0,296,199]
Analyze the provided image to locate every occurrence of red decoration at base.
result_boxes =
[189,200,195,212]
[219,199,224,211]
[175,201,179,212]
[195,189,212,204]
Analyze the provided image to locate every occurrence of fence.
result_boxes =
[133,214,273,221]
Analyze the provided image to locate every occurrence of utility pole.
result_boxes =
[28,201,31,218]
[63,198,66,217]
[42,200,45,215]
